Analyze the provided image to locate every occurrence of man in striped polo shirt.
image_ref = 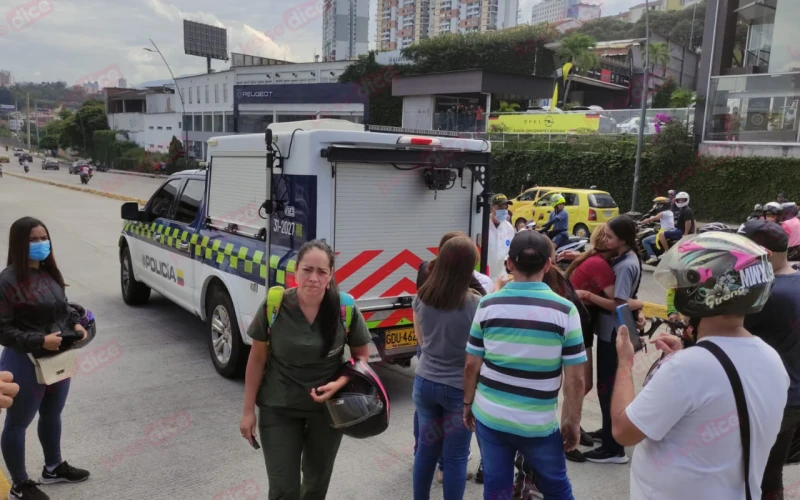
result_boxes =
[464,230,586,499]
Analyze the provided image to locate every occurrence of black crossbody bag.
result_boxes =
[696,341,753,500]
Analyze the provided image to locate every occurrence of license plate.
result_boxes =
[604,210,612,217]
[384,327,417,350]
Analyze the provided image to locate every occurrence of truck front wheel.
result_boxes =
[206,286,248,378]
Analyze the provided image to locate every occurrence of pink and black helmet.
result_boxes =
[324,358,390,439]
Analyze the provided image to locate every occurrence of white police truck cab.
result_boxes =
[119,120,493,377]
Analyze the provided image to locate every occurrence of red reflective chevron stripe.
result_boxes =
[349,249,424,299]
[427,247,438,256]
[379,308,413,328]
[381,277,417,297]
[335,250,382,285]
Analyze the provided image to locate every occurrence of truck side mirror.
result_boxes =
[121,202,142,221]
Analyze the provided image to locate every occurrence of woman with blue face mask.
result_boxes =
[0,217,90,500]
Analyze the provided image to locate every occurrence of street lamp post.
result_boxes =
[631,0,651,213]
[144,39,189,162]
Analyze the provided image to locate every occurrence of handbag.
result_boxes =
[696,341,753,500]
[28,350,78,385]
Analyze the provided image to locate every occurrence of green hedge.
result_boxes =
[492,138,800,223]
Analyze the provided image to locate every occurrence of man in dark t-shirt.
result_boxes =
[740,221,800,497]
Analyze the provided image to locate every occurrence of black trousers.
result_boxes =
[762,407,800,500]
[596,337,624,455]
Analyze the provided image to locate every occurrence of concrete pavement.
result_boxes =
[3,174,794,499]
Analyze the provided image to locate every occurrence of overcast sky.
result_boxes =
[0,0,633,86]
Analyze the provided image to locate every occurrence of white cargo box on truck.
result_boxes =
[191,119,493,372]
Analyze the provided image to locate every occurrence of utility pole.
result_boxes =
[631,0,650,213]
[26,92,31,151]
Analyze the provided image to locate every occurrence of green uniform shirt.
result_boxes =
[247,288,371,413]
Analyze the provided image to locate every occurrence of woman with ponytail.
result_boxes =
[576,215,643,465]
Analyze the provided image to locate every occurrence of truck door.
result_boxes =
[134,177,196,310]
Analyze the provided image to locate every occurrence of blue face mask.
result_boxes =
[495,209,509,222]
[29,241,51,262]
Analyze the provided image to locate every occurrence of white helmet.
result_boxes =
[675,191,690,208]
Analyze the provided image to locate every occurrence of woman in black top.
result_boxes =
[0,217,90,500]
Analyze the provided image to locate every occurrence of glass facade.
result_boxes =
[432,96,487,132]
[276,114,318,123]
[184,115,193,132]
[239,113,273,134]
[705,0,800,144]
[204,113,212,132]
[193,114,202,132]
[225,113,234,132]
[213,113,223,132]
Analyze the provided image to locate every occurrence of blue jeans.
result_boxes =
[550,230,569,249]
[0,348,71,484]
[413,376,472,500]
[663,228,683,241]
[476,421,574,500]
[643,234,658,258]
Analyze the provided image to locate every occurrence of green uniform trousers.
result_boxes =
[259,405,344,500]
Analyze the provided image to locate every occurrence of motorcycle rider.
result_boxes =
[22,159,29,172]
[640,197,675,266]
[781,202,800,261]
[668,190,678,216]
[778,193,787,204]
[540,194,570,249]
[79,164,91,184]
[764,202,783,224]
[487,194,515,283]
[658,191,694,252]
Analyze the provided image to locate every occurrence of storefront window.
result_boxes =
[276,114,318,123]
[432,96,486,132]
[239,113,274,133]
[204,113,213,133]
[214,113,223,132]
[224,113,234,132]
[184,115,193,132]
[705,73,800,143]
[193,114,203,132]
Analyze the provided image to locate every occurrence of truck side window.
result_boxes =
[148,179,182,222]
[174,179,205,224]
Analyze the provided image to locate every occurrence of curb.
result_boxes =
[5,172,148,205]
[107,169,168,179]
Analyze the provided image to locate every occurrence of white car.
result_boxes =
[617,117,658,134]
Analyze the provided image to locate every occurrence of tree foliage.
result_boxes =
[573,1,706,49]
[338,52,414,126]
[59,99,109,154]
[402,24,560,77]
[648,42,671,73]
[670,88,697,108]
[652,78,678,108]
[557,33,600,105]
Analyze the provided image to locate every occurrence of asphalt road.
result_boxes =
[5,171,787,500]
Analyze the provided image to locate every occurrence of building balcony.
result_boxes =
[704,73,800,145]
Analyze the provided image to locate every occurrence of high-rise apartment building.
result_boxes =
[0,70,12,87]
[322,0,370,61]
[376,0,518,51]
[531,0,600,25]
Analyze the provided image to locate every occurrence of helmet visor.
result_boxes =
[325,393,384,429]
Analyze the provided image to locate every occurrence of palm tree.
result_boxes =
[649,42,671,79]
[669,88,696,108]
[557,33,600,106]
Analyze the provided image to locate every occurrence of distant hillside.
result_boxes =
[1,81,90,111]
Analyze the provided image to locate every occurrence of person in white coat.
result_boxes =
[487,194,516,283]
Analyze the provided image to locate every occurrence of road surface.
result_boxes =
[3,172,790,500]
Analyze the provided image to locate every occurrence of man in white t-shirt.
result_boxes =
[641,196,675,266]
[610,232,789,500]
[487,193,515,283]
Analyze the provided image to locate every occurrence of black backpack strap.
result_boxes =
[696,341,752,500]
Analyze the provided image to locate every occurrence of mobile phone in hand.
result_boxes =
[617,304,644,352]
[251,435,260,450]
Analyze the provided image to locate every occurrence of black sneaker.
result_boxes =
[584,447,629,464]
[586,429,603,443]
[39,461,90,484]
[475,460,484,484]
[580,427,595,447]
[9,479,50,500]
[565,449,587,463]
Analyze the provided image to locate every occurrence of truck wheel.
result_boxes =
[573,224,590,238]
[121,247,150,305]
[206,286,248,378]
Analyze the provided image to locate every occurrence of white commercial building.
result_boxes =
[628,0,665,23]
[104,87,183,153]
[174,55,359,160]
[322,0,370,61]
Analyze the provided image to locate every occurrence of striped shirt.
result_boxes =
[465,281,587,437]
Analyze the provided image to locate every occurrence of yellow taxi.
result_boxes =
[509,188,619,237]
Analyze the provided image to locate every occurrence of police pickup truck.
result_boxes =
[119,120,492,377]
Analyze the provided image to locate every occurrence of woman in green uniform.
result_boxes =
[240,240,372,500]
